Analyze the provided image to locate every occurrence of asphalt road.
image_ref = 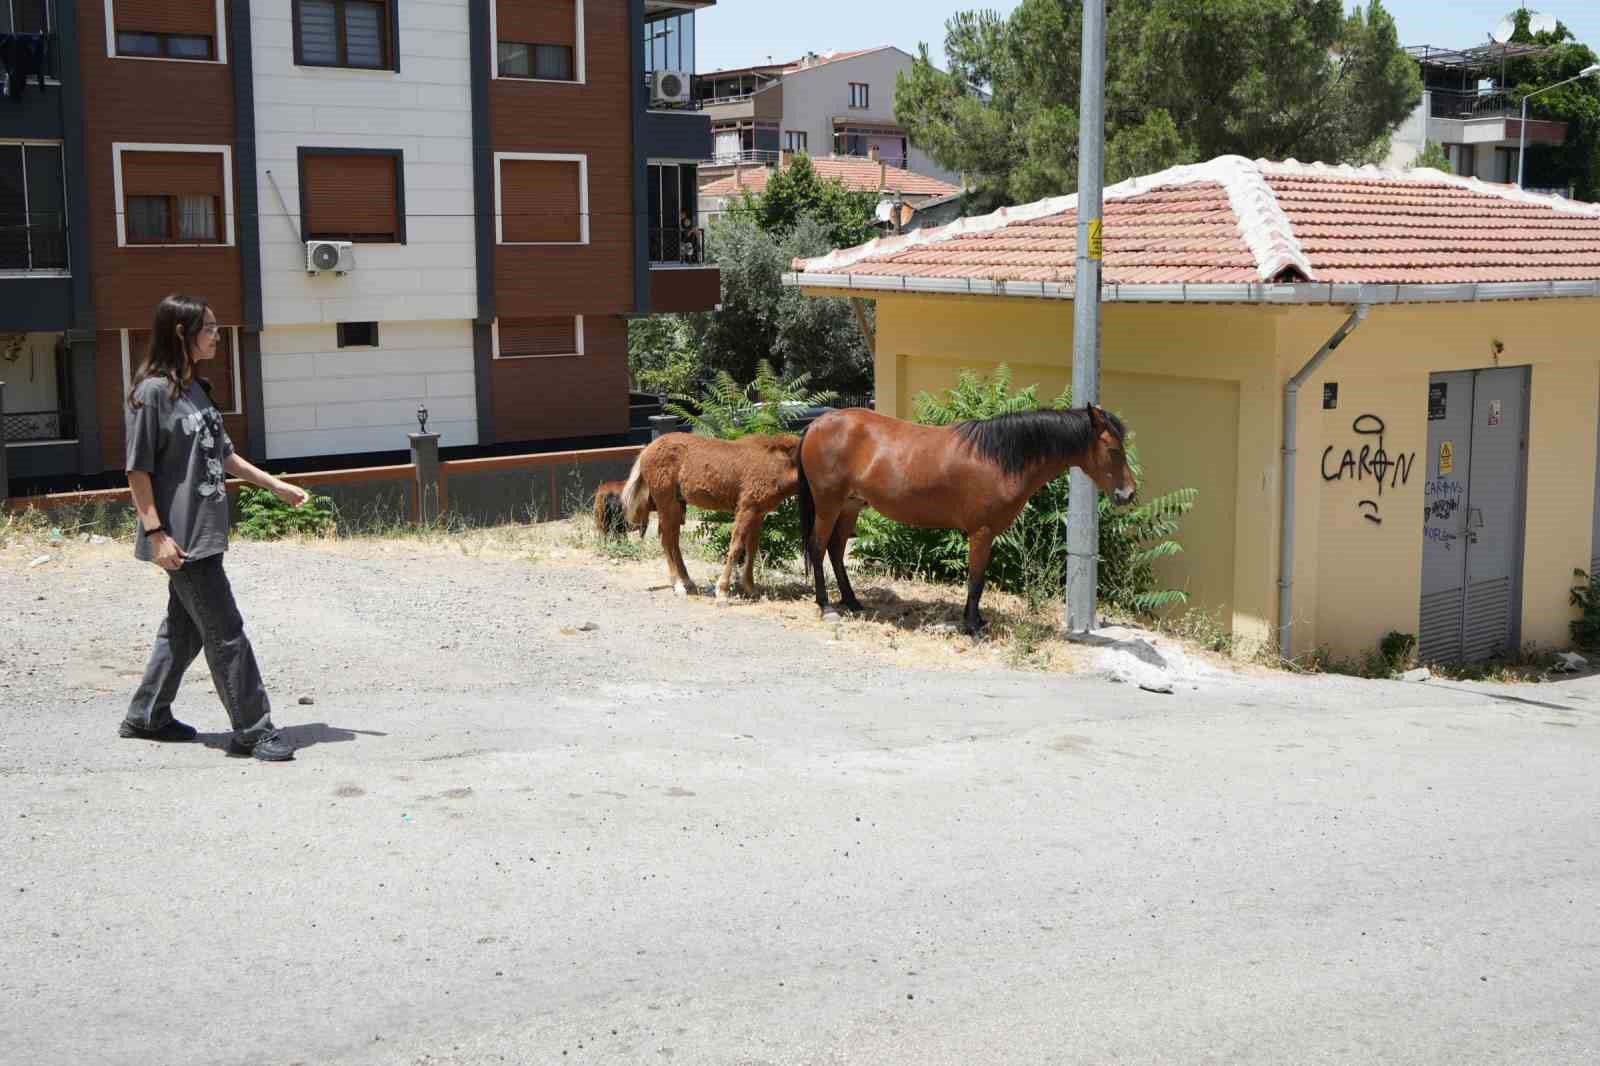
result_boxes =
[3,541,1597,1065]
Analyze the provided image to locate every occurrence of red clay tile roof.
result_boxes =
[701,156,963,199]
[794,157,1600,289]
[701,47,892,79]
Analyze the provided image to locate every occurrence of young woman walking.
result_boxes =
[120,294,309,762]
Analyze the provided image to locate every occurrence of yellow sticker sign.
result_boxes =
[1439,440,1454,475]
[1087,219,1103,260]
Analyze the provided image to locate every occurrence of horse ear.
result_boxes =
[1086,403,1108,431]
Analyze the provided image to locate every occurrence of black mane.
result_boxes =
[952,407,1126,476]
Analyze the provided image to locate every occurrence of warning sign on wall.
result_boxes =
[1488,399,1502,426]
[1439,440,1455,475]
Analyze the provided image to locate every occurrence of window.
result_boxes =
[783,130,807,153]
[496,154,586,244]
[849,82,869,109]
[337,322,380,348]
[646,162,699,264]
[110,0,221,62]
[495,0,580,81]
[642,10,694,75]
[3,0,55,33]
[128,326,241,414]
[0,142,67,272]
[293,0,395,70]
[495,317,582,359]
[118,149,225,245]
[299,148,405,243]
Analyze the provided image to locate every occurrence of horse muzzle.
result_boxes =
[1113,486,1137,506]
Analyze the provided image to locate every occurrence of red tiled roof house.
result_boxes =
[788,156,1600,664]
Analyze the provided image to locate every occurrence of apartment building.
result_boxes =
[694,46,961,190]
[1,0,717,487]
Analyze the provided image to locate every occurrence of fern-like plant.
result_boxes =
[670,360,837,565]
[852,366,1198,615]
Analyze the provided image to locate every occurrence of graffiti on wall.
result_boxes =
[1422,477,1465,551]
[1321,414,1417,526]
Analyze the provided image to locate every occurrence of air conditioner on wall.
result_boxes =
[306,240,355,275]
[651,70,692,106]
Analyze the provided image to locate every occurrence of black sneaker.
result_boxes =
[119,718,198,743]
[227,732,295,762]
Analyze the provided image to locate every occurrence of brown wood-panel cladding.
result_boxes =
[500,159,581,243]
[79,0,243,331]
[497,0,575,46]
[112,0,218,38]
[303,153,401,240]
[490,315,628,442]
[648,266,720,314]
[491,0,632,318]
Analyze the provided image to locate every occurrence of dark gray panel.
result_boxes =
[469,0,495,325]
[640,110,712,162]
[0,277,73,330]
[230,0,263,330]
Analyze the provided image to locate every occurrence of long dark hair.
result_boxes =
[127,293,211,409]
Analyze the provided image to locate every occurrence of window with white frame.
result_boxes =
[494,316,583,359]
[495,0,582,82]
[495,153,588,244]
[113,144,234,247]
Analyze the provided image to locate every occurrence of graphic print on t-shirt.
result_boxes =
[180,406,229,500]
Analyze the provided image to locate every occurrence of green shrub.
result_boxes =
[850,366,1198,615]
[1571,569,1600,649]
[236,485,337,541]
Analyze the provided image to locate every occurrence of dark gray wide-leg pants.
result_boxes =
[125,554,274,744]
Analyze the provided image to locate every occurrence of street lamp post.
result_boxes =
[1517,63,1600,188]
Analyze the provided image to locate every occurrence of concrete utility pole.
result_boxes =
[1066,0,1107,634]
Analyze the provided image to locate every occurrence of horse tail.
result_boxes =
[593,486,610,535]
[795,425,816,578]
[621,454,651,528]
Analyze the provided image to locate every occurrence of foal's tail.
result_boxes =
[795,426,816,578]
[621,455,651,528]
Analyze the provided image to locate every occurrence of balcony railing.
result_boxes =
[2,407,75,443]
[1427,89,1519,121]
[0,212,68,272]
[707,149,782,167]
[648,225,713,266]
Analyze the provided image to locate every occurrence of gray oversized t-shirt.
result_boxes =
[126,377,235,563]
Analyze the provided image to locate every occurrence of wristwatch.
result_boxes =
[144,524,168,537]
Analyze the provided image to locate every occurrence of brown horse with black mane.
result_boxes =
[796,405,1138,634]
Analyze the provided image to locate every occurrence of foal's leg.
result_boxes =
[827,514,863,612]
[656,495,696,596]
[963,528,996,635]
[718,507,758,599]
[739,509,764,596]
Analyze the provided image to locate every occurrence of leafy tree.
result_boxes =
[627,314,703,397]
[896,0,1423,206]
[1498,11,1600,200]
[724,153,880,248]
[694,215,874,396]
[1411,139,1452,171]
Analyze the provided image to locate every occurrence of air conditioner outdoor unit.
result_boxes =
[306,240,355,275]
[651,69,692,105]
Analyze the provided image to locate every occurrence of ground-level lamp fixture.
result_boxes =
[1518,64,1600,189]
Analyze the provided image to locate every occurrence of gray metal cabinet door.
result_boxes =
[1420,371,1475,663]
[1461,366,1529,661]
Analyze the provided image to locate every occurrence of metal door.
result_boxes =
[1419,368,1530,663]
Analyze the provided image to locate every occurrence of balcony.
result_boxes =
[648,225,719,313]
[2,406,74,443]
[1425,89,1567,148]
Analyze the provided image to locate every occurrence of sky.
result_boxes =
[693,2,1600,75]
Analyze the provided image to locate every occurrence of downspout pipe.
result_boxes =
[1278,304,1370,658]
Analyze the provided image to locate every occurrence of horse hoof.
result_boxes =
[674,583,694,597]
[840,599,865,614]
[822,610,843,624]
